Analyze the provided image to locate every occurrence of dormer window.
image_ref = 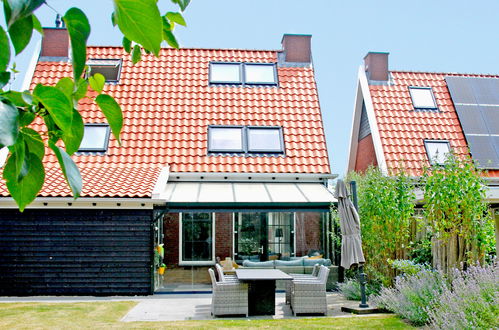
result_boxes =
[87,59,122,82]
[424,140,450,165]
[78,124,111,152]
[409,87,437,110]
[209,62,278,86]
[208,126,284,154]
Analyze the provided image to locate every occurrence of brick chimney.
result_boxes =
[364,52,389,81]
[40,15,69,58]
[281,34,312,63]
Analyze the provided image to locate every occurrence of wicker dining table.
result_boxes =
[235,268,293,315]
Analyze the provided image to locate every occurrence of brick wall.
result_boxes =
[295,212,322,256]
[41,28,69,57]
[355,133,378,172]
[215,212,233,259]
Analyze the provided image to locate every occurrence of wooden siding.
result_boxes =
[0,209,153,296]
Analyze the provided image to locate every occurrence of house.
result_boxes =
[347,52,499,249]
[0,27,336,295]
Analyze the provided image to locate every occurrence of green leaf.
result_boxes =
[4,150,45,212]
[0,101,19,148]
[3,0,44,28]
[0,26,10,71]
[113,0,162,56]
[32,14,43,34]
[49,141,82,198]
[170,0,190,12]
[166,12,186,27]
[56,77,74,100]
[163,30,179,49]
[18,111,35,126]
[63,8,91,81]
[95,94,123,145]
[1,90,29,107]
[33,84,73,133]
[0,72,11,89]
[131,44,141,64]
[73,79,88,102]
[162,16,172,32]
[61,109,84,155]
[8,14,33,55]
[21,127,44,159]
[122,36,131,53]
[89,73,105,94]
[111,11,117,27]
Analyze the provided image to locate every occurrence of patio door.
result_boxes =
[234,212,294,263]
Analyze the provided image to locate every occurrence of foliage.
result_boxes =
[0,0,189,211]
[422,152,492,271]
[427,262,499,329]
[337,277,381,301]
[387,259,430,276]
[407,233,433,265]
[348,166,415,285]
[371,268,447,326]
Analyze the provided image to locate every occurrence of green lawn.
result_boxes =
[0,302,414,329]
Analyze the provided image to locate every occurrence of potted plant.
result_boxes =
[158,263,166,275]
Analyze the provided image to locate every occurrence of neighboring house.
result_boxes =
[0,27,336,295]
[347,52,499,248]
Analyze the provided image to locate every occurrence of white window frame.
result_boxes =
[409,86,438,110]
[78,124,111,152]
[424,140,451,165]
[179,212,216,266]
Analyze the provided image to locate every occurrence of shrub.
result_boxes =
[427,262,499,329]
[388,259,430,276]
[371,269,446,326]
[338,278,381,301]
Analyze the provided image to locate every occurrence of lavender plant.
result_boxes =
[427,262,498,329]
[338,277,381,301]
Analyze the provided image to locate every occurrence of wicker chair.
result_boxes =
[208,268,249,317]
[285,263,320,305]
[290,265,330,315]
[215,263,238,282]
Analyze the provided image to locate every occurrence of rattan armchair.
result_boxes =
[285,263,320,305]
[208,268,248,317]
[290,265,330,315]
[215,263,238,282]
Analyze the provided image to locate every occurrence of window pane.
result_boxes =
[210,63,241,83]
[79,125,109,151]
[87,59,121,82]
[209,127,243,151]
[245,64,276,84]
[410,87,437,108]
[426,141,450,164]
[182,213,213,262]
[248,128,282,152]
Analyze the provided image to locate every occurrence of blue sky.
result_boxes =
[7,0,499,176]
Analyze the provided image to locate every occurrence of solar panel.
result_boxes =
[446,76,499,169]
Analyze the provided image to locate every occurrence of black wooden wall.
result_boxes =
[0,209,153,296]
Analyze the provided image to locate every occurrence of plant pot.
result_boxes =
[158,266,166,275]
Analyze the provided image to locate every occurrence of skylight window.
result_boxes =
[244,64,277,84]
[208,127,244,152]
[247,127,283,152]
[209,63,241,84]
[78,124,111,152]
[209,62,278,86]
[424,140,450,165]
[87,59,122,82]
[409,87,437,109]
[208,126,284,154]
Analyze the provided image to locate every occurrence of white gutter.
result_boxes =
[168,172,337,182]
[0,197,164,209]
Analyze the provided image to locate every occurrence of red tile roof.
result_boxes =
[369,71,499,177]
[1,46,330,198]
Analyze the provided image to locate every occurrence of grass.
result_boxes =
[0,302,414,329]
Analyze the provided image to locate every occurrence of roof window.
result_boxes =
[78,124,111,152]
[424,140,450,165]
[87,59,122,82]
[409,87,437,110]
[209,62,277,86]
[208,126,284,154]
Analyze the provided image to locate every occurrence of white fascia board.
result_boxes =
[151,166,170,199]
[346,80,363,174]
[20,39,41,91]
[358,65,388,175]
[168,172,337,183]
[0,147,8,168]
[0,197,163,209]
